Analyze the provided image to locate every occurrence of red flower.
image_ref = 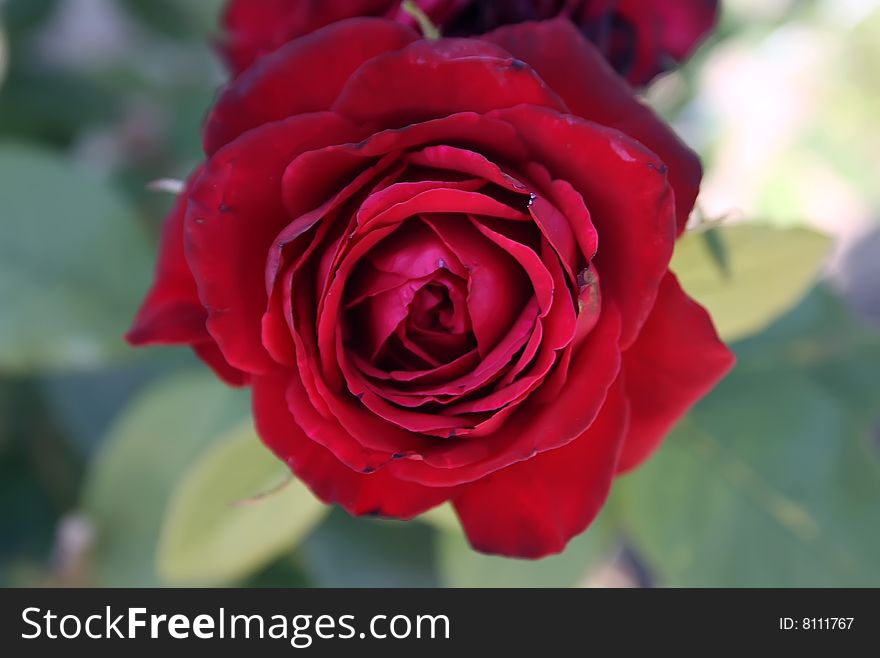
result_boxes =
[221,0,720,85]
[129,19,733,557]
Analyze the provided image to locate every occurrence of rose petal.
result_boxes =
[485,18,701,234]
[126,177,249,386]
[444,239,576,415]
[490,104,676,349]
[617,272,734,471]
[253,369,454,518]
[352,299,537,403]
[452,376,629,558]
[186,113,363,375]
[470,217,554,316]
[406,145,529,194]
[359,188,528,235]
[424,215,531,356]
[523,161,598,264]
[276,113,530,226]
[127,188,204,347]
[351,348,480,388]
[388,304,622,486]
[207,18,417,154]
[332,37,568,127]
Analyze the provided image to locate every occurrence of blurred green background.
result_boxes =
[1,0,878,587]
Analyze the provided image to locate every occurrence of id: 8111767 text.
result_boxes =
[779,617,854,630]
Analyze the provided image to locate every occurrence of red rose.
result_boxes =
[129,18,733,557]
[221,0,719,86]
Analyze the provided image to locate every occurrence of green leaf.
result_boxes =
[419,502,461,534]
[672,224,831,342]
[298,509,440,587]
[615,291,880,586]
[1,0,57,37]
[734,288,880,422]
[244,555,312,588]
[40,347,198,458]
[725,287,880,462]
[81,371,249,586]
[0,74,117,147]
[434,506,614,588]
[0,143,152,373]
[157,424,326,585]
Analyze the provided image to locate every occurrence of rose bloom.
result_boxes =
[129,18,733,557]
[221,0,719,85]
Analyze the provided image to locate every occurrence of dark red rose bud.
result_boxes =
[572,0,721,86]
[220,0,471,75]
[131,18,733,558]
[221,0,719,86]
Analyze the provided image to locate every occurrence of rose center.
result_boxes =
[341,219,479,373]
[410,284,455,332]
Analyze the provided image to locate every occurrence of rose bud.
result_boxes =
[221,0,720,86]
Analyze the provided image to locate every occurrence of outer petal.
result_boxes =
[186,113,365,376]
[485,18,701,234]
[331,37,568,127]
[453,377,629,558]
[206,18,418,155]
[126,190,203,346]
[253,369,455,518]
[125,180,247,386]
[616,272,734,472]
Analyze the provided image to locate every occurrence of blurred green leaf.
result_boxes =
[735,288,880,417]
[0,0,56,38]
[435,511,614,588]
[0,379,78,577]
[2,560,52,587]
[157,424,326,586]
[419,502,460,534]
[245,555,312,588]
[0,73,117,147]
[299,509,440,587]
[81,371,248,586]
[673,224,831,342]
[0,453,57,562]
[0,143,151,373]
[615,290,880,587]
[40,347,198,458]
